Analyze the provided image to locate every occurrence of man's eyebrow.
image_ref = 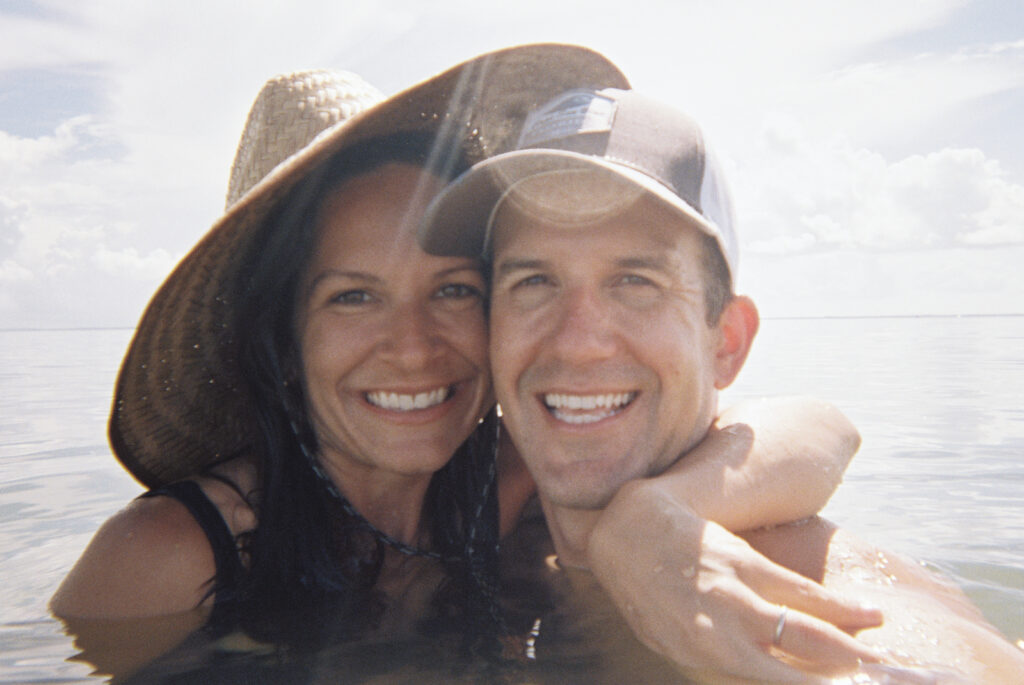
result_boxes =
[615,254,673,271]
[493,257,546,278]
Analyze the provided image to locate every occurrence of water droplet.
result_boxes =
[680,565,696,578]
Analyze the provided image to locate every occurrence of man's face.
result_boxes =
[489,189,724,511]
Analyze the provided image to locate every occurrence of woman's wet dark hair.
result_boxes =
[226,130,505,656]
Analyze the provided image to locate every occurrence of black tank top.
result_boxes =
[141,480,245,614]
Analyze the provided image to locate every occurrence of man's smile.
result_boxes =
[542,391,638,425]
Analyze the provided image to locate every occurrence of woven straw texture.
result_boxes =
[109,44,630,487]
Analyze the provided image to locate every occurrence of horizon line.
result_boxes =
[2,312,1024,333]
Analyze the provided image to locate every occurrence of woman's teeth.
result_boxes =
[543,392,637,424]
[366,387,450,411]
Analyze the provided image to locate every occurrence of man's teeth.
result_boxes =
[366,387,450,411]
[544,392,636,424]
[544,392,635,410]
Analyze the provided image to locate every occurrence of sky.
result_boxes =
[0,0,1022,329]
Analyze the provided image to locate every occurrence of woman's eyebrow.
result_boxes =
[433,264,484,279]
[306,269,382,294]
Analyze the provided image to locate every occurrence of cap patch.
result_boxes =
[517,90,616,148]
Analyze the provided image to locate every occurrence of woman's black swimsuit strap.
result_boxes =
[141,480,245,606]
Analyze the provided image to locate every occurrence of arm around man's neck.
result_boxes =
[643,395,860,533]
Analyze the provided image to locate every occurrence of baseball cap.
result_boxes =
[419,87,739,279]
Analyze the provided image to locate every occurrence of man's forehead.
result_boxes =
[490,180,701,259]
[490,168,646,227]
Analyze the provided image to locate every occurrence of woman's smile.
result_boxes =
[365,385,453,412]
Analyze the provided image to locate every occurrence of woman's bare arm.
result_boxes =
[645,395,860,532]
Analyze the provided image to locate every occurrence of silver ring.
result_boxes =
[772,605,789,647]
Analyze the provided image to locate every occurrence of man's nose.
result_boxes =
[548,286,617,363]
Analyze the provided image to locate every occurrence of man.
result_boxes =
[421,87,1024,682]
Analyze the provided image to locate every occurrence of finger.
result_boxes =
[769,605,884,668]
[857,663,967,684]
[742,556,883,632]
[675,598,859,684]
[783,581,883,633]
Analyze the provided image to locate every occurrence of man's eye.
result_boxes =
[611,274,663,309]
[618,274,655,287]
[330,290,372,305]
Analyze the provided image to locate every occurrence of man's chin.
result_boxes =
[536,473,623,512]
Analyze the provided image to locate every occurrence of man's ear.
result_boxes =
[712,295,759,390]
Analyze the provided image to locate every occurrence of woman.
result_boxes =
[51,46,878,679]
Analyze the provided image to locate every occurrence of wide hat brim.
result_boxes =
[110,43,630,487]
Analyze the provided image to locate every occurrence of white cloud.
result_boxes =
[740,135,1024,257]
[748,232,818,255]
[744,245,1024,318]
[818,46,1022,135]
[92,245,175,280]
[0,121,78,163]
[0,259,32,283]
[0,112,195,327]
[959,173,1024,245]
[0,10,105,70]
[0,0,1022,325]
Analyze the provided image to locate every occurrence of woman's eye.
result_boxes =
[437,283,483,300]
[330,290,373,305]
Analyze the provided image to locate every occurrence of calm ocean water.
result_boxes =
[1,317,1022,682]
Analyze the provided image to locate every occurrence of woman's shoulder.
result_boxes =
[193,454,260,538]
[50,487,220,619]
[50,455,261,619]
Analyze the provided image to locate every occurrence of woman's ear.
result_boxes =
[712,295,759,390]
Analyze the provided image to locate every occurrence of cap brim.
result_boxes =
[419,149,720,259]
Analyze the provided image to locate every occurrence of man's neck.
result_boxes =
[537,497,604,568]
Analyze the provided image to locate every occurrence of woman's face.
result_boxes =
[295,162,491,485]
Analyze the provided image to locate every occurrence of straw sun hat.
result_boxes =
[109,44,630,488]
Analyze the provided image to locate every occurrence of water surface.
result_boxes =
[1,318,1022,682]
